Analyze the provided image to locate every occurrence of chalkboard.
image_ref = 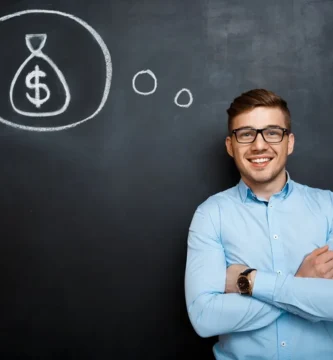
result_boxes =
[1,0,333,359]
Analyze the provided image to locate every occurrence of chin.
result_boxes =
[250,174,275,184]
[243,168,283,185]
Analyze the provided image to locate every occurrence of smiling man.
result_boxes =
[185,89,333,359]
[225,104,294,200]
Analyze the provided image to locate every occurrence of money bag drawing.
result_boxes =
[10,34,71,117]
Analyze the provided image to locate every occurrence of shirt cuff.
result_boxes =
[251,270,278,301]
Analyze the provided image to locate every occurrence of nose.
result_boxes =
[250,132,269,151]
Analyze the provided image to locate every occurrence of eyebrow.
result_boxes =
[234,125,283,130]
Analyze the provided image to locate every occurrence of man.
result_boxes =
[184,89,333,359]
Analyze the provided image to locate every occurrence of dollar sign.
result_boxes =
[25,65,51,108]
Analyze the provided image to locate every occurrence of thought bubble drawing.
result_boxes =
[132,69,157,95]
[0,9,112,132]
[174,88,193,108]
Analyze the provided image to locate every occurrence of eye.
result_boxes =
[238,129,254,137]
[268,130,279,135]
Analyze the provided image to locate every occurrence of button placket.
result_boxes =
[268,203,286,284]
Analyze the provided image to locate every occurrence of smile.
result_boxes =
[248,158,273,167]
[249,158,271,163]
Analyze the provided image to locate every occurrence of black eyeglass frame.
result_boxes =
[231,126,290,144]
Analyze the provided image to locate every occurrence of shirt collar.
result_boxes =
[238,170,293,203]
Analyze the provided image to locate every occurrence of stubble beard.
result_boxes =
[237,158,287,186]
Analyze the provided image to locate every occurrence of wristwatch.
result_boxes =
[237,268,256,295]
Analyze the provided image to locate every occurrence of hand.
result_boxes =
[295,245,333,279]
[225,264,249,293]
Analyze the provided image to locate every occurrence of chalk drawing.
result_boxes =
[0,9,112,132]
[26,65,51,108]
[174,88,193,108]
[132,69,157,95]
[10,33,71,117]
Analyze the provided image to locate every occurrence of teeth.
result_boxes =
[250,158,270,163]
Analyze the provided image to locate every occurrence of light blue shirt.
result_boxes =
[185,171,333,359]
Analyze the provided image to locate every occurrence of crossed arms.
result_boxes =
[184,202,333,338]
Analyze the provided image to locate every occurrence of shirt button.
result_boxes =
[277,270,282,275]
[273,234,279,239]
[281,341,286,347]
[269,205,273,208]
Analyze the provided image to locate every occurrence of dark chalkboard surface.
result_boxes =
[1,0,333,359]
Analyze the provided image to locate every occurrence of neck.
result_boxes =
[242,171,287,201]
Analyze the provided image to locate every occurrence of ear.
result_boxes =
[225,136,234,158]
[287,133,295,155]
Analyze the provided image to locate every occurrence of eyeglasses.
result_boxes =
[231,126,289,144]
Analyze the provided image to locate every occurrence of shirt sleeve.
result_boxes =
[251,271,333,322]
[184,199,284,338]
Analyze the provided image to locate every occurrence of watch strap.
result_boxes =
[240,268,256,276]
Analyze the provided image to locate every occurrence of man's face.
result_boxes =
[225,107,295,187]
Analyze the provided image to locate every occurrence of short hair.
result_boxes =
[226,89,291,134]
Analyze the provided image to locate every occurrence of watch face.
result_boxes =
[237,276,250,293]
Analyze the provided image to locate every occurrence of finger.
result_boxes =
[317,250,333,264]
[320,258,333,273]
[311,245,329,257]
[322,266,333,279]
